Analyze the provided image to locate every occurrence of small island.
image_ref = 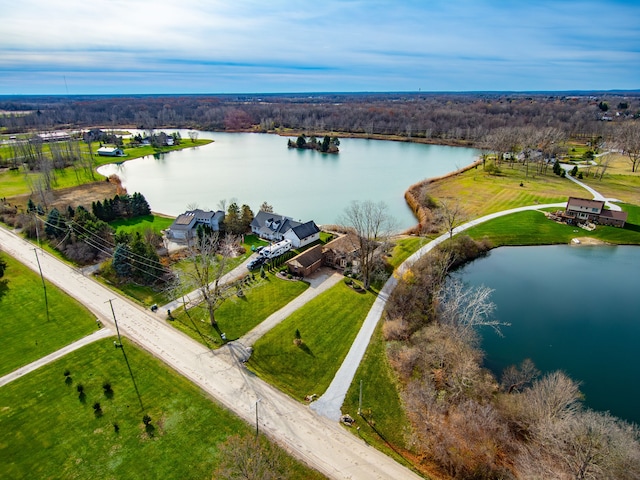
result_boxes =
[287,134,340,153]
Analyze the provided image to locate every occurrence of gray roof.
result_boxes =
[291,221,320,240]
[251,210,300,236]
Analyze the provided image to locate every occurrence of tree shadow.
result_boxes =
[297,342,315,357]
[145,423,155,437]
[359,413,412,466]
[78,391,86,404]
[0,279,8,302]
[65,376,73,386]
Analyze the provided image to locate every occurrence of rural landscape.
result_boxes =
[1,1,640,479]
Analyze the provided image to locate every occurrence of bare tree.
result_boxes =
[338,200,397,289]
[437,198,468,239]
[437,279,508,343]
[501,358,540,394]
[187,130,199,143]
[181,232,239,328]
[213,434,291,480]
[616,122,640,172]
[259,201,273,213]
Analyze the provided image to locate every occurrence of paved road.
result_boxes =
[0,226,423,480]
[311,166,627,420]
[311,203,566,420]
[561,163,623,211]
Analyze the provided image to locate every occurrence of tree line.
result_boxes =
[1,92,638,145]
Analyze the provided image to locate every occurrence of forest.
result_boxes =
[1,91,639,145]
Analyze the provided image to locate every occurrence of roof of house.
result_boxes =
[251,210,300,236]
[169,209,224,231]
[322,233,360,254]
[566,197,605,211]
[170,212,197,231]
[290,221,320,239]
[599,209,628,222]
[287,245,324,269]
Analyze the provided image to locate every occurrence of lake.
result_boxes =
[455,245,640,424]
[97,131,480,230]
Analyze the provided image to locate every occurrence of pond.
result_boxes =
[455,245,640,424]
[98,131,480,230]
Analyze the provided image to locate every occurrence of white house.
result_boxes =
[283,221,321,248]
[97,146,125,157]
[250,210,299,241]
[167,209,225,240]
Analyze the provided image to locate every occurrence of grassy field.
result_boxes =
[247,281,376,401]
[387,236,429,269]
[426,162,587,218]
[169,272,309,348]
[0,337,325,480]
[110,214,175,235]
[464,204,640,247]
[0,253,99,377]
[0,139,212,197]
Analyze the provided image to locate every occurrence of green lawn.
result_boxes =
[342,322,418,473]
[170,272,309,348]
[247,281,377,401]
[464,205,640,247]
[0,337,324,480]
[0,139,213,197]
[0,253,99,376]
[110,214,175,235]
[388,236,428,269]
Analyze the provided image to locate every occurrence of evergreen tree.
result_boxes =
[112,243,132,278]
[321,135,331,152]
[45,208,64,238]
[27,198,36,213]
[226,202,242,234]
[0,255,6,279]
[240,204,254,232]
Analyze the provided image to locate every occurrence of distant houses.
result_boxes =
[97,146,125,157]
[166,209,225,241]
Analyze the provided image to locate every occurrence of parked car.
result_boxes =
[247,256,267,270]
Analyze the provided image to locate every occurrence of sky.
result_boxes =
[1,0,639,95]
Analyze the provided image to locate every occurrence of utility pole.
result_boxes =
[107,298,123,347]
[33,248,50,322]
[255,398,261,437]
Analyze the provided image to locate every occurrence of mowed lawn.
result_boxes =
[170,273,309,348]
[0,338,324,480]
[247,281,377,401]
[342,322,416,470]
[0,253,98,376]
[110,214,175,235]
[427,163,587,218]
[465,204,640,247]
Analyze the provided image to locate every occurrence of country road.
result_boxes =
[0,226,423,480]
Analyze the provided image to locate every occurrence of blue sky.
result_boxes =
[1,0,638,94]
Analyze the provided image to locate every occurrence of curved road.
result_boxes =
[0,226,423,480]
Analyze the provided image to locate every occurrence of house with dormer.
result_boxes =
[167,209,225,240]
[250,211,298,241]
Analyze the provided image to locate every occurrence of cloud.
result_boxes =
[0,0,638,93]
